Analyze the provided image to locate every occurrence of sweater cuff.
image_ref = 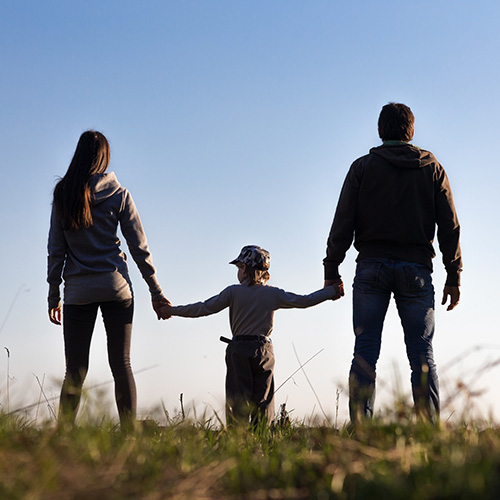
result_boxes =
[324,262,341,281]
[445,270,461,287]
[151,290,165,301]
[48,284,61,309]
[145,275,164,300]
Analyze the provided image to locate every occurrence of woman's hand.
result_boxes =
[159,303,173,319]
[152,296,172,320]
[49,306,62,325]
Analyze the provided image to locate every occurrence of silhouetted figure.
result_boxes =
[324,103,462,424]
[160,245,341,427]
[47,130,170,428]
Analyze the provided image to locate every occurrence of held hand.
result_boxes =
[325,279,345,300]
[442,285,460,311]
[159,303,173,319]
[152,296,172,320]
[49,306,62,325]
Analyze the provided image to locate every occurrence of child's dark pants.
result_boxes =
[225,336,275,426]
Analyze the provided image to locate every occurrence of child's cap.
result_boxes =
[229,245,271,270]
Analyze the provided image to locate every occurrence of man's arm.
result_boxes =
[323,164,360,282]
[433,166,462,312]
[435,166,462,287]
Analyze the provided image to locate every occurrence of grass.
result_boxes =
[1,406,500,500]
[2,331,500,499]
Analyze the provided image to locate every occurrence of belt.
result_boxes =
[234,335,270,342]
[219,335,270,344]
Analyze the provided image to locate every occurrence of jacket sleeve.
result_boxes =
[323,163,361,280]
[434,166,462,286]
[171,287,232,317]
[276,286,336,309]
[119,190,164,299]
[47,205,66,309]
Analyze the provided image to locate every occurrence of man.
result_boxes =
[324,102,462,423]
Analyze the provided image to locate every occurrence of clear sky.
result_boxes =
[1,1,499,425]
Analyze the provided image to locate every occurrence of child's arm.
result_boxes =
[160,286,232,319]
[276,285,339,309]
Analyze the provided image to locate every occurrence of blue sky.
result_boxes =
[1,1,499,424]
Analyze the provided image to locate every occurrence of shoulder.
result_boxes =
[416,148,447,180]
[106,172,129,198]
[417,147,440,165]
[219,284,240,297]
[346,152,374,180]
[351,152,372,169]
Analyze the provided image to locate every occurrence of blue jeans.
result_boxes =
[349,258,438,422]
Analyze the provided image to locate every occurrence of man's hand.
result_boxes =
[49,306,62,325]
[442,285,460,311]
[324,279,345,300]
[152,296,172,320]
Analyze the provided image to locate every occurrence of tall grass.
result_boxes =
[1,402,500,499]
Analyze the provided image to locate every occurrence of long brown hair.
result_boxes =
[53,131,110,230]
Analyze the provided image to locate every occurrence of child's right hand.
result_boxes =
[159,303,173,320]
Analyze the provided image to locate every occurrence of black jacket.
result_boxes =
[324,142,462,286]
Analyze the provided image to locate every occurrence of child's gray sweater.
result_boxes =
[47,172,163,308]
[171,283,336,337]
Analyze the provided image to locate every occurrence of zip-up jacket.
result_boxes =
[47,172,163,308]
[324,142,462,286]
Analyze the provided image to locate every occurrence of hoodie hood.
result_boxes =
[90,172,122,204]
[370,143,435,170]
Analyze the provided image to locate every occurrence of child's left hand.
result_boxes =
[159,303,173,320]
[152,296,172,320]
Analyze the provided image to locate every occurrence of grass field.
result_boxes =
[1,402,500,500]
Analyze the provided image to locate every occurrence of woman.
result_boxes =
[47,130,169,427]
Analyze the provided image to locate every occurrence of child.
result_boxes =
[160,245,340,426]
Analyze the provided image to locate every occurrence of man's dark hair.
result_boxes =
[378,102,415,142]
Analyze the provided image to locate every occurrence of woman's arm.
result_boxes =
[119,190,165,300]
[47,205,67,315]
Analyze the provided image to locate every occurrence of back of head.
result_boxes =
[70,131,110,178]
[54,130,111,230]
[378,103,415,142]
[230,245,271,286]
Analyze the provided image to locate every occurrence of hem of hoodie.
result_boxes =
[355,245,434,271]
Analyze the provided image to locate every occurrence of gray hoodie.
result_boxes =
[47,172,163,308]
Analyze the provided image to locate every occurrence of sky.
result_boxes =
[1,0,499,425]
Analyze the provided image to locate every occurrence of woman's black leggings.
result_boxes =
[60,299,136,425]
